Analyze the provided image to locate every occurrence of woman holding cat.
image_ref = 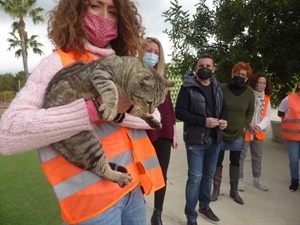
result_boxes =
[0,0,164,225]
[142,37,178,225]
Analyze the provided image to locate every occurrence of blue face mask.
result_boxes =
[143,53,159,67]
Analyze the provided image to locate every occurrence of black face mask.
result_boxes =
[197,67,212,80]
[231,75,246,87]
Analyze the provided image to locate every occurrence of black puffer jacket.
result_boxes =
[175,73,227,144]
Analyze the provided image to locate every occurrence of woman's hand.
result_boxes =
[172,125,179,149]
[218,119,227,130]
[253,125,262,134]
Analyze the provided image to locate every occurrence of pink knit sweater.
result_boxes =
[0,42,159,155]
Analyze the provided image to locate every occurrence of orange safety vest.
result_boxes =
[281,93,300,141]
[38,49,165,224]
[245,95,270,141]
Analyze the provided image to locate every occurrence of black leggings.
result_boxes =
[217,150,241,167]
[152,138,172,211]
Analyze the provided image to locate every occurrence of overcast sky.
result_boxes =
[0,0,210,74]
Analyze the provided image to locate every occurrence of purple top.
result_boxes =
[146,91,175,143]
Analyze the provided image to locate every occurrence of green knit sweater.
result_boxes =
[221,84,255,142]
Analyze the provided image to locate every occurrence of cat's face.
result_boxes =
[128,67,174,114]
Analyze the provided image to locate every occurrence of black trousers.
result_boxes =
[152,138,172,211]
[217,150,241,167]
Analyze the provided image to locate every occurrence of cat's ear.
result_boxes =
[138,74,154,86]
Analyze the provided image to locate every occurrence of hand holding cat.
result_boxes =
[86,95,132,124]
[116,96,132,113]
[86,100,101,123]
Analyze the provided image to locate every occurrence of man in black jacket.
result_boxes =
[175,54,227,225]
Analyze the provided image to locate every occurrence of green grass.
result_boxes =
[0,150,61,225]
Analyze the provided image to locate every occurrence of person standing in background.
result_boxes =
[238,73,272,192]
[278,82,300,192]
[0,1,165,224]
[176,55,227,225]
[142,37,178,225]
[211,62,254,205]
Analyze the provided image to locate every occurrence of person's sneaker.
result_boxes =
[289,180,299,192]
[238,178,245,191]
[253,178,268,191]
[198,207,220,224]
[187,220,198,225]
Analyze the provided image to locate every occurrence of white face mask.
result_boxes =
[143,53,159,67]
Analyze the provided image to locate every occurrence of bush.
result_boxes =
[0,91,16,103]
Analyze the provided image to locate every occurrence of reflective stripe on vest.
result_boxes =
[127,129,165,194]
[38,146,133,200]
[94,122,164,194]
[38,49,164,224]
[38,122,141,224]
[245,95,269,141]
[281,93,300,141]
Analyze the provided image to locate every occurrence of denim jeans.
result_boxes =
[63,186,146,225]
[283,139,300,180]
[220,135,245,151]
[184,137,220,222]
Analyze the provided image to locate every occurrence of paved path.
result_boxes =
[145,111,300,225]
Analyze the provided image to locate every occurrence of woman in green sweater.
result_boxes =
[211,62,255,205]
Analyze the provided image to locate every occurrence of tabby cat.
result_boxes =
[43,55,175,187]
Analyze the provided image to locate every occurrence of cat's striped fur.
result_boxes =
[43,55,174,187]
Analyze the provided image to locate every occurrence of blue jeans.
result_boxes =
[63,186,146,225]
[185,138,220,222]
[283,139,300,180]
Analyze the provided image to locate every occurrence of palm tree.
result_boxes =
[7,22,44,59]
[0,0,44,79]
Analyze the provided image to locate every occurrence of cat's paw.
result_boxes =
[146,116,162,129]
[109,163,132,188]
[117,173,132,188]
[98,103,117,121]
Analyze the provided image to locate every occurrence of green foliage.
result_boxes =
[7,26,44,58]
[0,0,45,79]
[0,151,61,225]
[168,73,183,107]
[0,71,26,92]
[0,91,15,102]
[163,0,300,107]
[163,0,216,76]
[0,73,15,91]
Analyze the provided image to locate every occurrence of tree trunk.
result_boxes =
[19,17,29,79]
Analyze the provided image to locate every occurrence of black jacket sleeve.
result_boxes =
[175,86,206,126]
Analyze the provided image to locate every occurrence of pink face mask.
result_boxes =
[83,13,118,48]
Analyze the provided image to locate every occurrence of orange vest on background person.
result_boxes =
[281,93,300,141]
[37,49,165,224]
[245,95,270,141]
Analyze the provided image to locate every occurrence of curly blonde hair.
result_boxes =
[47,0,145,57]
